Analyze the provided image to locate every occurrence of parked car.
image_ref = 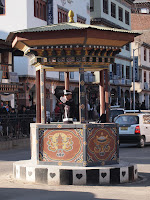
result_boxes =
[110,108,124,122]
[114,113,150,147]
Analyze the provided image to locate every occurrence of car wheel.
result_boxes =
[138,136,145,148]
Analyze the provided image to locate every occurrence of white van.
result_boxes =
[114,113,150,147]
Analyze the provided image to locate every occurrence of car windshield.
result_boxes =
[115,115,139,125]
[110,110,124,122]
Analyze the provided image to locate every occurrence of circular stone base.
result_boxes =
[13,160,138,185]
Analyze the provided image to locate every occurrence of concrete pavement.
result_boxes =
[0,145,150,200]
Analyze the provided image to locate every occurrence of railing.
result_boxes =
[0,114,36,141]
[0,83,24,93]
[0,112,64,141]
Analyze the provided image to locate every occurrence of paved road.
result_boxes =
[0,145,150,200]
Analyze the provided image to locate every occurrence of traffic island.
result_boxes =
[13,123,138,185]
[13,160,138,185]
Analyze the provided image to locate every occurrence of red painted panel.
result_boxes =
[39,128,83,163]
[87,127,117,163]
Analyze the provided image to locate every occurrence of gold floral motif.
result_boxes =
[101,161,105,166]
[47,133,74,157]
[41,106,44,111]
[80,80,85,86]
[94,133,111,155]
[83,161,87,167]
[81,117,85,122]
[41,81,44,86]
[81,104,85,110]
[58,162,62,166]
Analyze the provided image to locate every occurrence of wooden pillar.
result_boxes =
[79,67,85,123]
[99,70,105,116]
[36,70,41,123]
[44,70,46,123]
[40,68,46,124]
[105,69,110,122]
[64,72,69,90]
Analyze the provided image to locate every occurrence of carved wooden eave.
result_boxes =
[6,23,140,72]
[25,45,121,72]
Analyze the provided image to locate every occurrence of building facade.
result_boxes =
[0,0,91,115]
[90,0,134,109]
[131,0,150,109]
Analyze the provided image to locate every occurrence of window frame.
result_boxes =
[126,65,130,79]
[111,2,116,18]
[126,43,130,51]
[125,10,130,25]
[34,0,47,21]
[90,0,94,12]
[103,0,108,14]
[0,0,5,15]
[1,52,9,79]
[144,71,146,82]
[70,72,74,79]
[118,6,123,22]
[144,47,147,61]
[58,7,68,23]
[77,16,86,24]
[59,72,64,81]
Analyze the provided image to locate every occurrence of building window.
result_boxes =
[103,0,108,14]
[90,0,94,12]
[149,50,150,62]
[112,63,117,75]
[144,47,147,61]
[58,7,68,23]
[77,16,86,24]
[125,10,129,25]
[126,43,130,51]
[70,72,74,79]
[118,7,123,22]
[1,52,8,79]
[144,71,146,82]
[34,0,47,21]
[111,2,116,18]
[59,72,64,81]
[126,66,130,79]
[0,0,5,15]
[149,73,150,88]
[122,65,124,78]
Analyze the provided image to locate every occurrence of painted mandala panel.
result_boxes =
[87,128,117,163]
[39,129,83,163]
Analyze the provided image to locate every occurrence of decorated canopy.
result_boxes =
[7,22,140,72]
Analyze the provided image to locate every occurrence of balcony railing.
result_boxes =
[0,83,24,93]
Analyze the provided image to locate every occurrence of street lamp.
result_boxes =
[133,46,140,110]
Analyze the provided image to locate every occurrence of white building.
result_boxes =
[0,0,90,111]
[90,0,134,108]
[131,31,150,110]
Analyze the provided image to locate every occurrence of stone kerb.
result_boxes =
[13,160,138,185]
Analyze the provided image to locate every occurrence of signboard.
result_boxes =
[47,0,53,25]
[134,56,139,81]
[9,72,19,83]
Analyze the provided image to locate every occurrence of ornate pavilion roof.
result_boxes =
[6,22,141,72]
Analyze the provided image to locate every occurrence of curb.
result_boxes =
[13,160,138,185]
